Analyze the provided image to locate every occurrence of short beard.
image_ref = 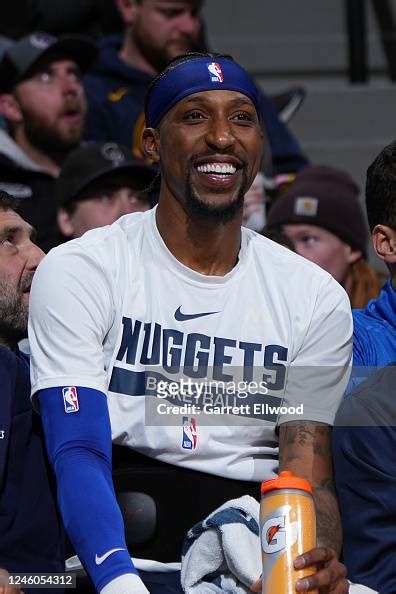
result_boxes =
[22,109,82,162]
[184,169,247,224]
[132,21,193,73]
[0,275,31,349]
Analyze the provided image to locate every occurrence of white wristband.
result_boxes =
[100,573,150,594]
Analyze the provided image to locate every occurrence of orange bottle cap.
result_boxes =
[261,470,313,495]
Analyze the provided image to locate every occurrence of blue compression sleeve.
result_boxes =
[38,387,138,592]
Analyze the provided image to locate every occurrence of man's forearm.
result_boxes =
[278,421,342,555]
[312,479,342,554]
[39,388,139,592]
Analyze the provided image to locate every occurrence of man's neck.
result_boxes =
[156,197,243,276]
[119,33,158,77]
[14,129,61,177]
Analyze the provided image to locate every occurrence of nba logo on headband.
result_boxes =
[207,62,224,83]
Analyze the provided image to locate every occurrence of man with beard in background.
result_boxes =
[0,191,65,593]
[0,32,96,251]
[83,0,308,176]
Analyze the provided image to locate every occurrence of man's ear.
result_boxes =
[57,209,75,239]
[115,0,139,25]
[346,246,362,265]
[142,127,160,163]
[372,224,396,264]
[0,93,22,123]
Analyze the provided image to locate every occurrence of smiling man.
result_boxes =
[29,54,352,594]
[0,32,96,250]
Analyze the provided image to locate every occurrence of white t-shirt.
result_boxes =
[29,208,352,482]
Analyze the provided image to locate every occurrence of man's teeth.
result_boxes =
[197,163,237,174]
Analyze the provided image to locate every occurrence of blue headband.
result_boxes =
[145,57,260,128]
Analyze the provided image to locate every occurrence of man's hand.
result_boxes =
[249,547,348,593]
[294,547,348,593]
[0,569,24,594]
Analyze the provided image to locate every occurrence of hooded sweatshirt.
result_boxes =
[83,34,308,175]
[0,128,57,251]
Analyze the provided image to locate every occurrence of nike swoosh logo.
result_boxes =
[95,548,125,565]
[174,306,219,322]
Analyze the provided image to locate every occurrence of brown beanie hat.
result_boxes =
[266,165,368,255]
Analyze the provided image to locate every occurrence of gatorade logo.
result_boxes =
[261,511,298,554]
[262,515,286,553]
[266,523,282,546]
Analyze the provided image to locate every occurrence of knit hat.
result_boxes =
[266,165,368,254]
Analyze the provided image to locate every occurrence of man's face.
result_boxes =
[282,223,361,284]
[0,208,43,346]
[14,57,87,155]
[131,0,202,72]
[152,89,263,222]
[59,186,151,239]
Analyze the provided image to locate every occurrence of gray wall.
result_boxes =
[202,1,396,185]
[202,0,396,269]
[203,0,392,77]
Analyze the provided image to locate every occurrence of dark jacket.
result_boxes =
[84,34,309,175]
[0,347,65,592]
[0,129,57,252]
[333,364,396,593]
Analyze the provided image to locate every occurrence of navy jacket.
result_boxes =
[84,34,308,175]
[0,347,64,592]
[333,364,396,593]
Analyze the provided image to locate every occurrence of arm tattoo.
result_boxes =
[279,421,342,554]
[313,479,341,552]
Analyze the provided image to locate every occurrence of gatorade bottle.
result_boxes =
[260,470,317,594]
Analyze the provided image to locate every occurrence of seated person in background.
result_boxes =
[242,171,267,232]
[266,164,383,308]
[29,52,352,594]
[56,141,155,240]
[0,191,65,593]
[333,363,396,594]
[0,32,96,251]
[83,0,308,176]
[352,141,396,369]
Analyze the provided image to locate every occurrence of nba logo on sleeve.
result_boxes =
[207,62,224,83]
[182,416,197,450]
[62,387,79,413]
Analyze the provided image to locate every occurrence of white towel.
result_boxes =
[181,495,261,593]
